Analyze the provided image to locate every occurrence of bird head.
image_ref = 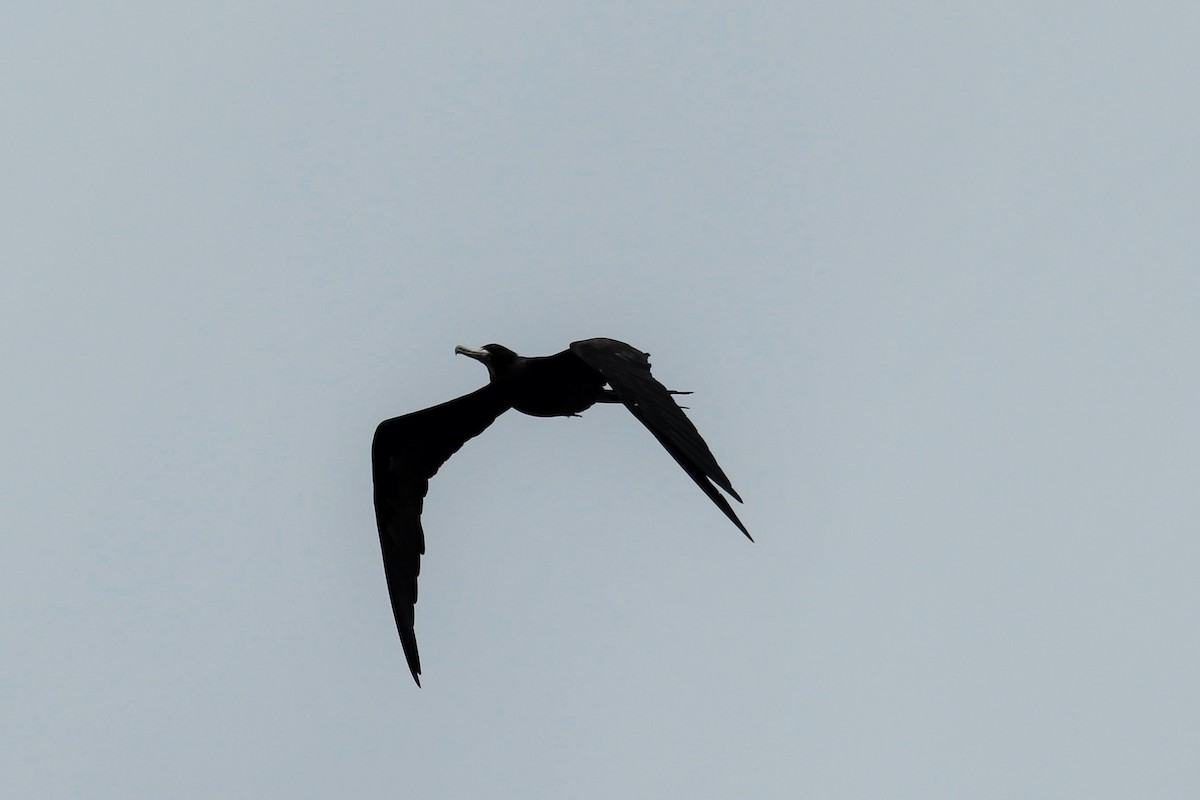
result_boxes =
[455,343,519,382]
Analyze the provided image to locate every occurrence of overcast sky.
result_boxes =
[4,3,1199,797]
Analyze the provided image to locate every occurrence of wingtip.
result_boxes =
[719,485,749,536]
[401,632,423,687]
[722,505,753,541]
[732,516,753,542]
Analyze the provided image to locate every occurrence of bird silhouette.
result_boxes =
[372,338,749,685]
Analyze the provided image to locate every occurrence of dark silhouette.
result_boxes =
[371,338,749,685]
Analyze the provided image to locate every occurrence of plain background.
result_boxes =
[4,3,1198,797]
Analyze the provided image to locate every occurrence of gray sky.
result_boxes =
[4,2,1198,797]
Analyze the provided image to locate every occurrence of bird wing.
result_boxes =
[371,384,511,685]
[569,338,750,539]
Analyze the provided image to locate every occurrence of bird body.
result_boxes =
[464,344,609,417]
[372,337,748,685]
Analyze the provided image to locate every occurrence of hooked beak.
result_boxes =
[455,345,488,362]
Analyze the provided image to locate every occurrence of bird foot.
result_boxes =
[667,389,692,409]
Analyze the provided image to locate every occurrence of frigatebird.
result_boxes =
[371,337,749,685]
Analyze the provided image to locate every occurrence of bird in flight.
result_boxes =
[371,337,749,685]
